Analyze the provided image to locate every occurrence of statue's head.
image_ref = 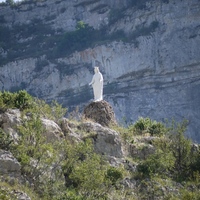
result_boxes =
[94,66,99,73]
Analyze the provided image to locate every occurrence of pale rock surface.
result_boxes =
[0,109,21,141]
[41,118,64,142]
[79,122,123,158]
[0,150,21,178]
[60,118,81,141]
[12,191,31,200]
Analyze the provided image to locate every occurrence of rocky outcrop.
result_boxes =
[0,0,200,142]
[0,150,21,178]
[83,100,117,126]
[128,137,156,160]
[0,108,125,161]
[41,118,64,142]
[79,122,123,158]
[0,109,21,142]
[0,109,64,143]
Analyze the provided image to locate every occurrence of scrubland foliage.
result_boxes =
[0,91,200,199]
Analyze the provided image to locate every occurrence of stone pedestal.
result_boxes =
[83,100,117,127]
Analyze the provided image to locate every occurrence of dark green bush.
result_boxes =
[0,90,34,110]
[137,148,175,177]
[136,120,200,182]
[14,90,34,110]
[0,91,17,109]
[57,21,96,56]
[131,117,166,136]
[0,128,13,150]
[106,166,123,185]
[168,120,195,181]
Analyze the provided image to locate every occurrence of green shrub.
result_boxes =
[0,90,34,110]
[106,166,123,185]
[0,91,15,108]
[149,121,166,136]
[31,98,67,122]
[61,139,110,198]
[131,117,166,136]
[167,120,194,181]
[12,114,63,197]
[14,90,34,110]
[137,148,175,177]
[136,120,200,182]
[0,187,13,200]
[180,189,200,200]
[57,21,96,56]
[0,128,13,151]
[0,91,66,122]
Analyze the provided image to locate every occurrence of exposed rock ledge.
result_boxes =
[83,100,117,127]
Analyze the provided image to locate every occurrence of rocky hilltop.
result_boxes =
[0,93,200,199]
[0,0,200,141]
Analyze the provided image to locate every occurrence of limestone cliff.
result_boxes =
[0,0,200,141]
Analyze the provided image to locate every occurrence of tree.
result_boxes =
[169,120,193,180]
[6,0,14,6]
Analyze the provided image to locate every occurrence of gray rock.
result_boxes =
[41,118,64,142]
[80,122,123,158]
[60,118,81,141]
[12,190,31,200]
[0,109,21,142]
[0,150,21,178]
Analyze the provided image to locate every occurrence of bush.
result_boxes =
[137,148,175,177]
[12,114,63,197]
[136,120,200,182]
[61,139,110,199]
[57,21,96,56]
[0,90,34,110]
[0,91,66,121]
[131,117,166,136]
[14,90,34,110]
[168,120,195,181]
[106,166,123,185]
[0,128,13,150]
[0,91,15,109]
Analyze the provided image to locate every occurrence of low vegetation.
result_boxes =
[0,91,200,199]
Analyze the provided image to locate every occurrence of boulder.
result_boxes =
[128,136,156,159]
[41,118,64,142]
[12,190,31,200]
[79,122,123,158]
[0,109,21,141]
[60,118,81,141]
[83,100,117,127]
[0,150,21,178]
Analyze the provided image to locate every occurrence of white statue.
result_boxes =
[89,66,103,102]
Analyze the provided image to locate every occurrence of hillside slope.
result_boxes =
[0,91,200,199]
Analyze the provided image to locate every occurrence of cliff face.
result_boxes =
[0,0,200,141]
